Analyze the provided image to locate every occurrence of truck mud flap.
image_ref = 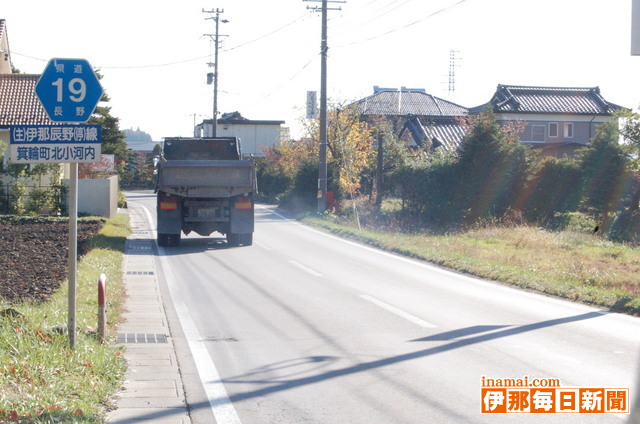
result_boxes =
[157,193,182,235]
[229,194,254,234]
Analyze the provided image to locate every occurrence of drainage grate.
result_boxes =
[117,333,168,344]
[126,271,155,275]
[127,245,152,251]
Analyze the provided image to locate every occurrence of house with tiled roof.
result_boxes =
[0,19,66,203]
[0,19,57,155]
[472,84,625,156]
[349,86,468,152]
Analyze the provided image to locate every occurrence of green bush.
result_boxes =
[610,209,640,243]
[579,121,630,218]
[523,157,582,222]
[547,211,598,233]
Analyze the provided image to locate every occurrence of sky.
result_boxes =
[2,0,640,140]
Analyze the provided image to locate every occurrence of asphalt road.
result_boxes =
[127,191,639,424]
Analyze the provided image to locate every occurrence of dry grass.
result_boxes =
[304,217,640,315]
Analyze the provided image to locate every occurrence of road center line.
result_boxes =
[359,294,437,329]
[289,260,323,277]
[140,204,242,424]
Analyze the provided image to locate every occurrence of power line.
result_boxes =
[335,0,468,49]
[348,0,413,29]
[11,14,308,70]
[223,13,308,53]
[260,53,319,100]
[11,50,210,70]
[102,55,210,69]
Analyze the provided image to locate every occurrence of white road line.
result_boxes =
[140,204,242,424]
[259,205,640,323]
[359,294,437,329]
[254,240,272,251]
[289,260,323,277]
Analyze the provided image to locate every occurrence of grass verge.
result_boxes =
[302,215,640,316]
[0,213,130,423]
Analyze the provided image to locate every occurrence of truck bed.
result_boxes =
[157,159,256,198]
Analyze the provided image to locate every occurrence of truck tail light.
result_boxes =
[159,195,178,210]
[234,195,253,210]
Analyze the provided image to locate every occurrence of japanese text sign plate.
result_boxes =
[10,124,102,163]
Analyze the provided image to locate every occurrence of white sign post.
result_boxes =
[306,91,318,119]
[32,58,103,350]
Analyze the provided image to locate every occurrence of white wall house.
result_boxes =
[195,112,286,157]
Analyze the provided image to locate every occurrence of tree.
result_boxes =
[257,135,317,200]
[88,72,127,177]
[455,110,530,223]
[579,120,630,225]
[329,107,375,197]
[618,109,640,211]
[328,107,375,227]
[123,127,153,142]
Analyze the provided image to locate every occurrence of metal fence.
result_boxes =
[0,184,67,215]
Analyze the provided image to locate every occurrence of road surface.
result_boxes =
[126,191,639,423]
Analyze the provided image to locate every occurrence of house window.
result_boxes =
[531,125,546,142]
[549,122,559,138]
[564,123,574,138]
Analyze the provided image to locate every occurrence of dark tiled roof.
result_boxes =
[402,117,466,152]
[487,84,623,115]
[350,89,468,117]
[0,74,54,126]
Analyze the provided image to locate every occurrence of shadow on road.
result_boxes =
[217,312,609,403]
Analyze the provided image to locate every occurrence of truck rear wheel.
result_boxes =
[158,233,170,247]
[169,234,181,247]
[241,233,253,246]
[227,233,240,247]
[227,233,252,247]
[158,233,180,247]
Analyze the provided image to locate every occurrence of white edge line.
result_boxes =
[139,204,242,424]
[289,260,323,277]
[259,206,640,324]
[360,294,437,329]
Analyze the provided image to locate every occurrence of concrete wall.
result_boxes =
[63,175,118,218]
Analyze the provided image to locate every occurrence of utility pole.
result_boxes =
[203,8,228,137]
[305,0,345,213]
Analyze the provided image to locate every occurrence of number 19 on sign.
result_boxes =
[52,77,87,103]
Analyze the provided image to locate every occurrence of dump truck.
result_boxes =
[154,137,256,247]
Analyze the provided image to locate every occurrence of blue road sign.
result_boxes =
[35,58,103,123]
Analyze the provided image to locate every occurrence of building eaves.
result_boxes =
[488,84,623,115]
[0,74,54,127]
